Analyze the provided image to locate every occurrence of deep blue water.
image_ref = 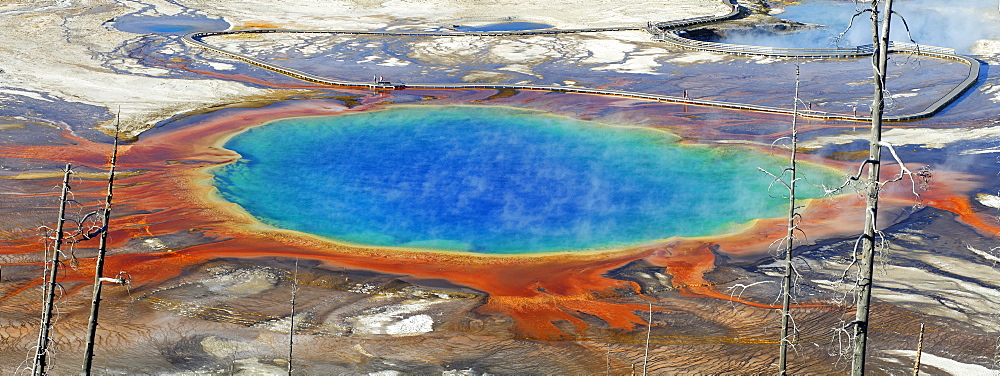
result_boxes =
[213,106,842,254]
[112,14,229,35]
[454,22,553,32]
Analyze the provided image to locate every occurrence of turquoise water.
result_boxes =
[214,106,841,254]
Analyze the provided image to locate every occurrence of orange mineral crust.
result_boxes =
[0,97,985,340]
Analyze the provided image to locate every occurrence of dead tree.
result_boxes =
[642,302,652,376]
[778,65,803,376]
[288,260,298,376]
[757,65,804,375]
[852,0,895,374]
[31,163,72,376]
[82,125,122,375]
[912,323,924,376]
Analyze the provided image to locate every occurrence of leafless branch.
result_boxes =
[833,10,872,48]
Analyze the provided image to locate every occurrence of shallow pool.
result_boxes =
[454,22,552,32]
[112,14,229,35]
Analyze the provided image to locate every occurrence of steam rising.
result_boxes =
[214,106,843,254]
[724,0,1000,54]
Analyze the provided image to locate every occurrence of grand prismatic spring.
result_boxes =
[2,0,1000,374]
[213,105,843,254]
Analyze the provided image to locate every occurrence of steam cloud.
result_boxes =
[723,0,1000,54]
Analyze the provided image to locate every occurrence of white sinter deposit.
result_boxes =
[0,0,729,137]
[0,0,281,137]
[181,0,728,30]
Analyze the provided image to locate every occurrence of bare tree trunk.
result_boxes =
[32,163,72,376]
[642,302,651,376]
[606,343,611,376]
[778,65,802,376]
[912,323,924,376]
[287,259,298,376]
[852,1,894,375]
[82,126,120,375]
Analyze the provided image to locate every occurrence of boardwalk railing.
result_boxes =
[182,0,981,122]
[655,31,863,57]
[657,30,962,60]
[653,24,980,121]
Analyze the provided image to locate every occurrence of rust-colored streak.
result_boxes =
[647,243,799,308]
[926,196,1000,235]
[172,235,657,339]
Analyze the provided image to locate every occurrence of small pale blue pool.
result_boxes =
[454,22,553,32]
[112,14,229,35]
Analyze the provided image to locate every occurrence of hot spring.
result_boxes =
[111,13,229,35]
[719,0,1000,54]
[213,106,843,254]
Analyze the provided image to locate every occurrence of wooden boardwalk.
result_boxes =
[182,0,981,122]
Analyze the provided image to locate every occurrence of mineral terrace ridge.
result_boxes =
[2,0,1000,375]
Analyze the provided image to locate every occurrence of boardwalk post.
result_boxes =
[851,0,894,375]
